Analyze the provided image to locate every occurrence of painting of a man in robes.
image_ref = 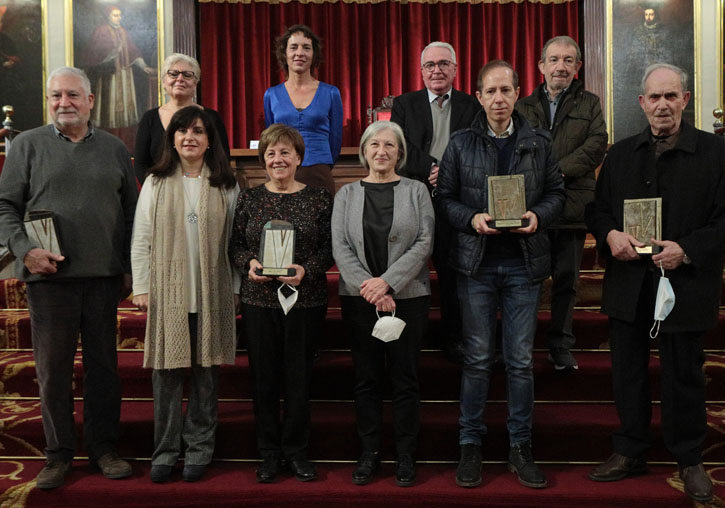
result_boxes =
[73,1,160,150]
[611,0,695,141]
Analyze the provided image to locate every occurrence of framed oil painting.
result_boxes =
[66,0,163,151]
[607,0,699,142]
[0,0,45,132]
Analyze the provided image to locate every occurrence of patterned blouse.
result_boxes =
[230,184,333,308]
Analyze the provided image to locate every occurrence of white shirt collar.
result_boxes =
[487,118,515,138]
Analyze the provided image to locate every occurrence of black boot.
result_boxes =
[455,444,482,488]
[508,441,547,488]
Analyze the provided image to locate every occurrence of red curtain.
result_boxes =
[199,0,579,149]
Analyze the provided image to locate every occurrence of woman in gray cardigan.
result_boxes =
[332,121,434,487]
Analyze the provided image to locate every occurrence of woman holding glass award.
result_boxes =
[229,123,333,483]
[131,106,240,483]
[331,121,434,487]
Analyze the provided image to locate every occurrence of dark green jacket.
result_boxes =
[516,79,607,229]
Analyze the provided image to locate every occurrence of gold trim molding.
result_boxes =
[199,0,576,4]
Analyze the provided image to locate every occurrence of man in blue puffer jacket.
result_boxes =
[436,60,565,491]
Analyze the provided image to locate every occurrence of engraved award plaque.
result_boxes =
[256,220,296,276]
[623,197,662,254]
[24,210,63,256]
[487,175,529,228]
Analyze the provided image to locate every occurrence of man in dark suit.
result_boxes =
[585,63,725,504]
[391,41,480,362]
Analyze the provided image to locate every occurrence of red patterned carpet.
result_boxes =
[1,462,724,508]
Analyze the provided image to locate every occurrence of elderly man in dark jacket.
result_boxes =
[437,60,565,490]
[585,63,725,504]
[515,36,607,370]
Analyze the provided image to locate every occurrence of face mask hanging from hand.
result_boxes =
[372,309,407,342]
[277,283,298,315]
[650,262,675,339]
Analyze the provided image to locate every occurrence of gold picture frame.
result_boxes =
[64,0,164,151]
[717,0,725,116]
[0,0,47,132]
[606,0,701,143]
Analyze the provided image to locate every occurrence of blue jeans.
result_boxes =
[457,265,541,447]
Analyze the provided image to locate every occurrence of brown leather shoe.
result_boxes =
[588,453,647,482]
[93,451,132,479]
[679,463,713,503]
[36,460,71,490]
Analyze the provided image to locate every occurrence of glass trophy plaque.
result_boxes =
[623,197,662,254]
[256,220,296,276]
[486,175,529,228]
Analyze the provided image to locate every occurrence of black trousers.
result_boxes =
[546,229,586,351]
[26,277,122,462]
[243,303,325,461]
[609,272,706,467]
[432,209,462,347]
[342,295,429,457]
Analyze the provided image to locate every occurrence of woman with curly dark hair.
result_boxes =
[263,24,342,197]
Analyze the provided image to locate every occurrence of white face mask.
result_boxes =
[372,309,407,342]
[277,283,298,315]
[650,263,675,339]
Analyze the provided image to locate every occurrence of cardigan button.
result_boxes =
[390,235,398,242]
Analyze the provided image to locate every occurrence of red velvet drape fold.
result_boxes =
[199,0,578,149]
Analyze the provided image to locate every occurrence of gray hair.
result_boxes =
[541,35,581,63]
[46,66,92,96]
[162,53,201,82]
[359,121,407,173]
[640,63,688,93]
[420,41,457,67]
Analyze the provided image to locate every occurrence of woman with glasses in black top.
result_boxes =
[134,53,231,185]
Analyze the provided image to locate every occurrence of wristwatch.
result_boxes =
[682,252,692,265]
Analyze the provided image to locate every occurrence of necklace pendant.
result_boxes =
[187,211,198,224]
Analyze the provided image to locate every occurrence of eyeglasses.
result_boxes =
[422,60,454,72]
[167,69,196,80]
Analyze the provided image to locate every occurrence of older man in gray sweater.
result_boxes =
[0,66,138,489]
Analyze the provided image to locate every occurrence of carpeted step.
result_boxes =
[332,269,608,310]
[3,350,725,403]
[2,298,725,351]
[1,461,718,508]
[318,308,725,351]
[3,399,725,463]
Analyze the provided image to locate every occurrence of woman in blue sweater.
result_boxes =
[264,24,342,196]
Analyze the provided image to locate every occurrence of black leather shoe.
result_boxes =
[680,463,713,503]
[456,443,482,488]
[182,464,206,482]
[289,459,317,482]
[352,452,380,485]
[588,453,647,482]
[150,464,173,484]
[256,455,282,483]
[395,454,416,487]
[508,441,547,489]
